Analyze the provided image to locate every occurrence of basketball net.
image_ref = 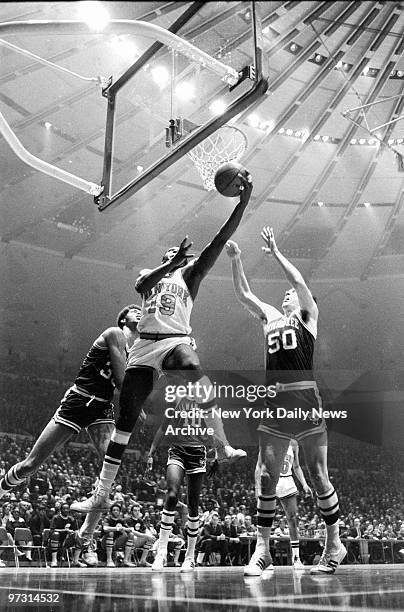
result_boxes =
[187,125,248,190]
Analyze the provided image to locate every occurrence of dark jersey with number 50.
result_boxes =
[263,307,317,383]
[74,342,116,400]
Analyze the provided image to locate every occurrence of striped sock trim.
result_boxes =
[104,455,121,466]
[257,494,276,528]
[3,466,25,490]
[186,516,199,536]
[317,487,339,525]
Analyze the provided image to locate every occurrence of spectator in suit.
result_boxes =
[222,514,241,564]
[197,512,228,566]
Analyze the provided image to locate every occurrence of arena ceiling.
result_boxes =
[1,1,404,371]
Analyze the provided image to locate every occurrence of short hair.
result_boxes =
[110,503,122,512]
[116,304,141,329]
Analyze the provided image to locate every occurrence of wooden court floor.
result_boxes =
[1,564,403,611]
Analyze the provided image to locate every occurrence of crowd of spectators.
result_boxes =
[1,369,404,567]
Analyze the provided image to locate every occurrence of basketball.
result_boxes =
[214,161,248,197]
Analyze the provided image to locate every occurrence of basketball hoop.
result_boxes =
[187,125,248,190]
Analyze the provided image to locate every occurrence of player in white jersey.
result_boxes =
[72,173,253,516]
[226,229,346,576]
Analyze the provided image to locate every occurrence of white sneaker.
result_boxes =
[0,559,6,567]
[152,551,167,571]
[217,446,247,464]
[310,544,347,574]
[244,551,273,576]
[181,556,195,572]
[293,558,305,570]
[50,560,58,568]
[106,560,116,568]
[82,541,98,567]
[70,491,111,513]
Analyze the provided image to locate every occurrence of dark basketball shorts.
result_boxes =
[257,382,326,442]
[52,386,115,434]
[167,444,207,474]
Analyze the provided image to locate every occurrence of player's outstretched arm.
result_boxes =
[261,226,318,321]
[225,240,279,321]
[135,236,194,295]
[183,173,253,299]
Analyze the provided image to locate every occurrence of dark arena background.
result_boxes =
[1,2,404,611]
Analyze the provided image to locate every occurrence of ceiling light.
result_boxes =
[363,202,371,207]
[77,1,109,31]
[44,122,52,129]
[286,128,293,136]
[359,138,366,144]
[248,113,260,128]
[151,65,170,87]
[175,81,195,101]
[321,135,329,142]
[314,134,321,141]
[350,138,357,144]
[209,99,226,115]
[318,201,324,207]
[278,127,285,134]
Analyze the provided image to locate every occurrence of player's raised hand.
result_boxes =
[239,171,253,206]
[303,484,313,498]
[225,240,241,258]
[171,236,194,268]
[261,226,278,255]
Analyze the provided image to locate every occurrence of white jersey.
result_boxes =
[138,268,193,335]
[280,441,294,478]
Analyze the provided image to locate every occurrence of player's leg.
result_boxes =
[0,420,73,498]
[70,422,114,564]
[152,462,185,571]
[245,432,289,576]
[181,471,204,572]
[71,367,155,513]
[163,345,246,461]
[280,495,304,568]
[299,430,346,574]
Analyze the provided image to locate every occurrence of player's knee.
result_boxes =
[286,510,298,523]
[260,464,276,493]
[180,357,201,372]
[308,467,329,492]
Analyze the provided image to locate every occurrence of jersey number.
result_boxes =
[100,361,113,380]
[147,293,176,316]
[267,329,297,354]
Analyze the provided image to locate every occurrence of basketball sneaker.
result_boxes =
[152,551,167,571]
[293,558,305,570]
[70,489,111,513]
[244,551,274,576]
[181,556,195,572]
[82,539,98,567]
[310,544,347,574]
[217,446,247,464]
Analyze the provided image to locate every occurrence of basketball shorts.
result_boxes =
[257,381,326,442]
[53,386,114,434]
[276,475,298,500]
[167,444,207,474]
[126,336,193,377]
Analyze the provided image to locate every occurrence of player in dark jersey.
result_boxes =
[146,393,210,572]
[226,229,346,576]
[0,304,141,563]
